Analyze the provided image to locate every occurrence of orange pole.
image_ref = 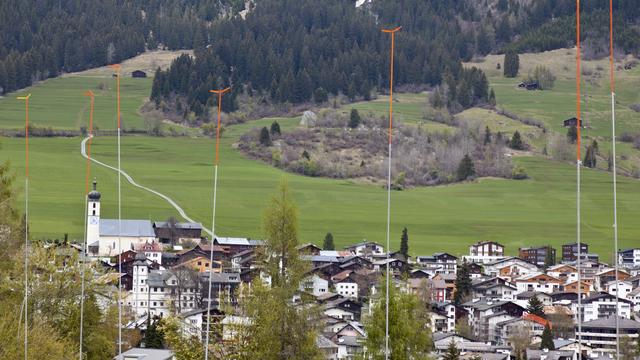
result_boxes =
[84,91,95,194]
[382,27,401,144]
[576,0,581,160]
[209,88,231,165]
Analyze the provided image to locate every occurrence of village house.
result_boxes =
[546,264,578,284]
[462,299,526,341]
[563,280,593,295]
[495,313,550,346]
[432,273,457,301]
[515,291,552,307]
[605,279,633,299]
[344,241,384,257]
[515,272,562,294]
[580,292,632,322]
[561,242,589,262]
[153,221,203,244]
[301,273,330,297]
[576,317,640,356]
[212,237,264,256]
[471,277,517,301]
[464,241,506,264]
[594,268,630,291]
[415,252,458,275]
[518,246,556,267]
[134,241,163,265]
[483,257,539,281]
[619,248,640,268]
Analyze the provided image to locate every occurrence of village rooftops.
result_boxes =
[462,299,511,311]
[100,219,155,237]
[582,292,632,304]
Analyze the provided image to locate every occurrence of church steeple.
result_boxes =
[88,180,101,201]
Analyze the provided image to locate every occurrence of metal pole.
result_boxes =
[204,88,229,359]
[17,93,31,360]
[575,2,582,358]
[607,1,620,357]
[381,26,401,360]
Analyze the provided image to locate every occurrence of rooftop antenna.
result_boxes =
[381,25,401,360]
[574,1,583,359]
[607,1,620,357]
[78,90,95,360]
[109,63,123,357]
[16,92,31,360]
[203,86,230,360]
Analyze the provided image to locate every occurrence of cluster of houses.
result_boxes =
[81,183,640,360]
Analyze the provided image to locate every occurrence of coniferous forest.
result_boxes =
[0,0,243,94]
[150,0,640,120]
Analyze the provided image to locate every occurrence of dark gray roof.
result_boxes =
[581,316,640,330]
[462,299,511,311]
[153,221,202,230]
[316,335,338,349]
[100,219,155,237]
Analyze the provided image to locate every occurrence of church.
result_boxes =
[86,181,156,257]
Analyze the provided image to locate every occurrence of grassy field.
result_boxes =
[1,50,640,259]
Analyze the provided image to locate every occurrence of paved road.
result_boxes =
[80,136,213,237]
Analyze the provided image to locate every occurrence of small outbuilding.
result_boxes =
[132,70,147,78]
[563,117,585,128]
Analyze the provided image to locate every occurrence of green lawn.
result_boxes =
[2,127,639,259]
[0,75,152,131]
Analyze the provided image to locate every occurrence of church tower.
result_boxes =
[86,180,101,253]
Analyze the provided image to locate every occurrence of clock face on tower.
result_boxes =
[89,216,99,225]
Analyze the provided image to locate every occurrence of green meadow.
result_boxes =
[1,50,639,258]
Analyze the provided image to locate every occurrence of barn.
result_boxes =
[563,117,586,128]
[132,70,147,78]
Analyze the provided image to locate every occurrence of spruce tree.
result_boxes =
[323,232,335,250]
[400,227,409,259]
[540,323,555,350]
[270,121,281,136]
[510,131,525,150]
[144,318,165,349]
[489,88,496,106]
[443,339,461,360]
[544,246,555,268]
[454,260,472,305]
[484,126,492,145]
[259,126,272,146]
[527,295,545,318]
[349,109,361,129]
[457,155,475,181]
[504,51,519,78]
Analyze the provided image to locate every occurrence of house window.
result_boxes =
[153,302,157,306]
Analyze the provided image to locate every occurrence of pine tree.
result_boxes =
[489,88,496,106]
[484,126,492,145]
[400,227,409,259]
[259,127,272,146]
[510,130,525,150]
[540,323,555,350]
[443,340,461,360]
[457,155,476,181]
[323,232,335,250]
[348,109,361,129]
[527,295,545,318]
[313,87,328,104]
[504,51,519,78]
[270,121,281,136]
[544,246,555,268]
[144,318,165,348]
[454,260,472,305]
